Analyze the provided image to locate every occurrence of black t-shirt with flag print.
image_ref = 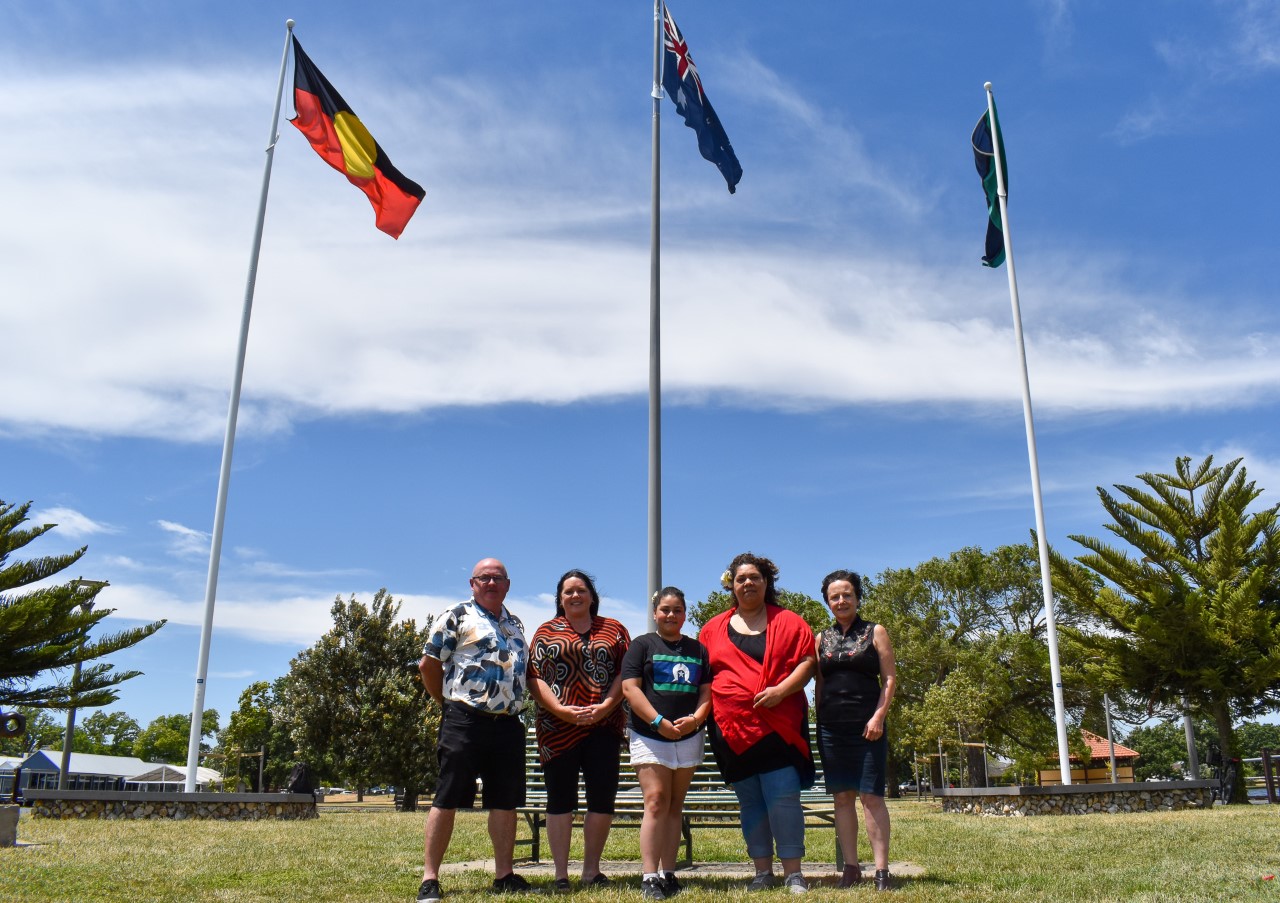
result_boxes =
[621,632,710,741]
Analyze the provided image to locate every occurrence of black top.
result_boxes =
[621,633,710,741]
[728,622,767,663]
[816,616,882,725]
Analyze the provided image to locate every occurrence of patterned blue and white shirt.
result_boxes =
[423,598,528,714]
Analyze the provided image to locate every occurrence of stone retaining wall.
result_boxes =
[937,780,1215,817]
[25,789,317,821]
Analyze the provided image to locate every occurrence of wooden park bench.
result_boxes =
[516,728,843,867]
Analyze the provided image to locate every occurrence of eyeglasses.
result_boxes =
[472,575,508,585]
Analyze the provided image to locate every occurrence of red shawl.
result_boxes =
[702,604,815,760]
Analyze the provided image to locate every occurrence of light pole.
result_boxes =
[58,578,109,790]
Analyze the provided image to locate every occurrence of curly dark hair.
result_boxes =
[821,569,863,603]
[554,569,601,618]
[727,552,779,607]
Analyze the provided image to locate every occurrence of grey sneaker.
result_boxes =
[748,873,777,891]
[417,879,443,902]
[784,873,808,894]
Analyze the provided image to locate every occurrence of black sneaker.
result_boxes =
[641,877,667,900]
[491,873,531,895]
[417,878,443,902]
[661,872,682,897]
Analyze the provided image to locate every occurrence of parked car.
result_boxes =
[898,780,930,793]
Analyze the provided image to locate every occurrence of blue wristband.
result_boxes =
[651,714,664,727]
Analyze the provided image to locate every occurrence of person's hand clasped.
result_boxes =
[671,715,698,737]
[753,686,785,709]
[657,718,681,740]
[863,718,884,741]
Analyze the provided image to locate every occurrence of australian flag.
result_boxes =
[662,4,743,193]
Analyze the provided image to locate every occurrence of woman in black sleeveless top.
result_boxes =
[815,569,897,891]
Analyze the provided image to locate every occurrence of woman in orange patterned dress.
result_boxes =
[528,569,632,890]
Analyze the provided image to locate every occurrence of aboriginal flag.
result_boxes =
[289,36,424,238]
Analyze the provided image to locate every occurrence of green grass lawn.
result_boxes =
[2,801,1278,902]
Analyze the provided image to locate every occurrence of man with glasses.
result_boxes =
[417,558,530,901]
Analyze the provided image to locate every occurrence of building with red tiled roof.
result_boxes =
[1039,729,1140,786]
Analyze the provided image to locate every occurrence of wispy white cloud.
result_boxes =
[3,52,1277,447]
[1112,97,1177,144]
[100,582,455,645]
[156,520,211,559]
[241,561,373,580]
[101,554,148,570]
[1116,0,1279,141]
[29,507,120,539]
[719,53,929,218]
[1229,0,1280,73]
[209,669,255,680]
[97,581,655,648]
[1161,0,1280,79]
[1033,0,1075,61]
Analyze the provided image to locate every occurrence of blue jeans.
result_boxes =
[732,765,806,860]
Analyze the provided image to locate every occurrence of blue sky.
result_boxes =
[3,1,1278,732]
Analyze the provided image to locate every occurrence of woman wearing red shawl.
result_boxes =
[702,552,817,894]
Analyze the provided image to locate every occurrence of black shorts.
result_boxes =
[541,727,622,816]
[432,702,527,810]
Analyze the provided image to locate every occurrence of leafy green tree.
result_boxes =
[76,711,140,756]
[1235,721,1280,759]
[865,544,1095,785]
[1051,456,1280,803]
[1125,718,1215,781]
[0,706,64,756]
[133,710,219,765]
[278,590,437,806]
[689,587,831,633]
[0,500,166,709]
[216,680,297,791]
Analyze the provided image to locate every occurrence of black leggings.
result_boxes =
[542,727,622,815]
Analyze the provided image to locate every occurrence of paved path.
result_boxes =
[439,859,925,886]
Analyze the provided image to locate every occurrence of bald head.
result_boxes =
[470,558,510,615]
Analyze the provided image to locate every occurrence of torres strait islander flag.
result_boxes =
[289,36,424,238]
[971,103,1007,268]
[661,4,742,193]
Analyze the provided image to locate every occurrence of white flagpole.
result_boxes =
[983,81,1072,785]
[184,19,295,792]
[646,0,663,633]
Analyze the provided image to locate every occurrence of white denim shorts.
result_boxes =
[629,730,706,770]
